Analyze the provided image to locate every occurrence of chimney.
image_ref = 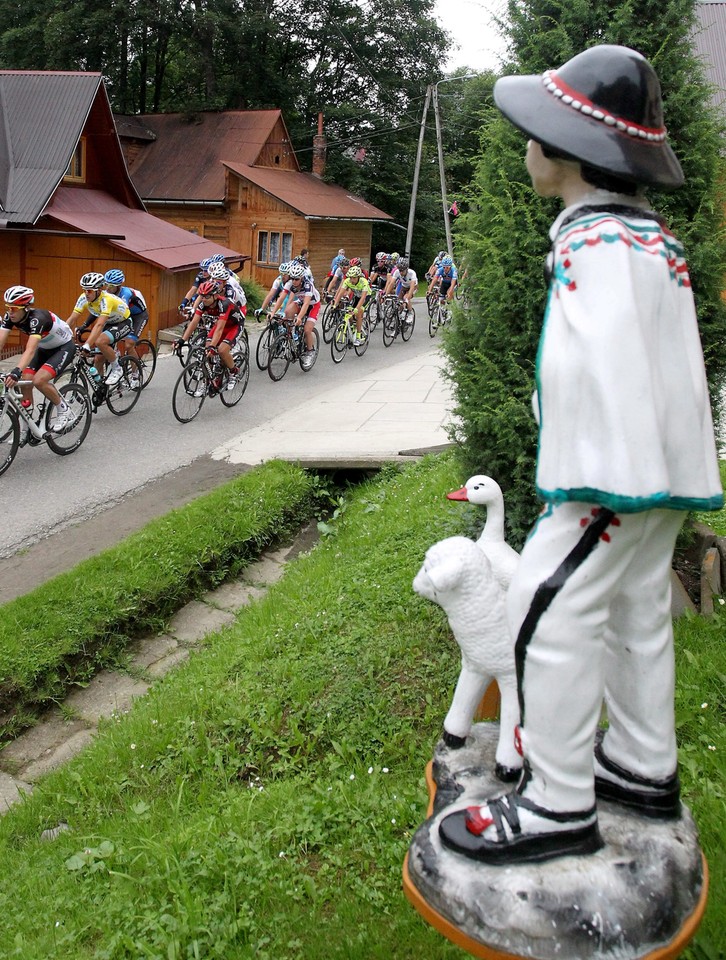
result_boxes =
[312,112,327,179]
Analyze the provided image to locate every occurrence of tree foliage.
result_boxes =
[445,0,726,545]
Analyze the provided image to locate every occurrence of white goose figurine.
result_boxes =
[447,475,520,589]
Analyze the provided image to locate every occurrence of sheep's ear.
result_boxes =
[427,559,460,593]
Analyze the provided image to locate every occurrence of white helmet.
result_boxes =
[287,262,305,279]
[4,285,34,306]
[80,272,105,289]
[208,262,229,281]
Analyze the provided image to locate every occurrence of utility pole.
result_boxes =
[432,83,453,259]
[404,85,431,259]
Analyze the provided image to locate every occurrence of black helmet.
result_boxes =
[493,45,683,189]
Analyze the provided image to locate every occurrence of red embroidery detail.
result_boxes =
[580,518,588,527]
[465,806,494,836]
[600,532,611,543]
[514,725,523,756]
[563,259,571,268]
[591,508,601,516]
[611,517,621,526]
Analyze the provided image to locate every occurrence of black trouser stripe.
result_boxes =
[514,509,615,721]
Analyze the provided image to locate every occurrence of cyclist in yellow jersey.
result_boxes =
[331,265,371,344]
[66,272,132,386]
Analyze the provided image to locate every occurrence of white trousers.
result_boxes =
[506,502,684,812]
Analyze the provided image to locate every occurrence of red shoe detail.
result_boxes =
[465,806,494,836]
[514,725,523,757]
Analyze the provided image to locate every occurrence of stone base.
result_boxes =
[404,723,708,960]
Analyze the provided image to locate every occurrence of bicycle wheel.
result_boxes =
[0,402,20,476]
[401,305,416,341]
[426,291,437,318]
[256,324,274,371]
[45,383,92,455]
[331,319,349,364]
[220,337,250,407]
[429,305,439,338]
[105,357,143,416]
[382,307,397,347]
[354,317,371,357]
[134,338,157,388]
[321,303,339,344]
[172,360,207,422]
[268,334,291,382]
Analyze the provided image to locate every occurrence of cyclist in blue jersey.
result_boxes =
[103,269,149,375]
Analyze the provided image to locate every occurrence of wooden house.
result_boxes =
[0,71,243,355]
[116,110,393,290]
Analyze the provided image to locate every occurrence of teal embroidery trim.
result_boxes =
[537,485,723,514]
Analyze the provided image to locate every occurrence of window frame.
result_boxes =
[63,139,86,183]
[256,230,294,266]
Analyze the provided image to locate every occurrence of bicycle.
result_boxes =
[369,287,386,331]
[172,333,250,424]
[173,310,215,368]
[429,296,452,338]
[0,377,92,476]
[321,299,346,344]
[66,349,143,416]
[426,288,438,319]
[122,336,157,388]
[267,318,320,382]
[382,295,416,347]
[255,310,284,371]
[331,307,371,364]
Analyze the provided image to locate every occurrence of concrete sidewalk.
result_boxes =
[214,344,455,468]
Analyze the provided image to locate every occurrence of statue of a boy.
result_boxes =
[440,45,723,865]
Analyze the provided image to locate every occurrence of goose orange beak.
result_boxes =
[446,486,469,501]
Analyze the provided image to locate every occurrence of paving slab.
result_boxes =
[242,555,286,586]
[0,711,88,772]
[64,671,150,724]
[147,648,191,678]
[368,401,450,423]
[128,635,180,671]
[0,771,32,811]
[21,730,96,782]
[167,601,236,644]
[203,581,266,613]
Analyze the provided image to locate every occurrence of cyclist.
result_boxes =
[426,250,446,281]
[177,280,243,391]
[269,261,321,370]
[428,255,458,301]
[327,257,350,299]
[369,252,389,289]
[67,272,132,386]
[323,248,346,292]
[1,286,78,434]
[256,263,291,317]
[103,269,149,368]
[293,250,314,284]
[179,257,213,313]
[348,256,368,279]
[331,265,372,344]
[385,257,418,313]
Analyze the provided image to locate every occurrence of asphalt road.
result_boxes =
[0,303,436,566]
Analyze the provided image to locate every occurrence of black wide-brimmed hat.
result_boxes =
[493,45,684,188]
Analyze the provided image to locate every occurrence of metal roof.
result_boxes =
[224,162,392,221]
[0,71,104,224]
[693,2,726,119]
[45,187,242,271]
[122,110,295,201]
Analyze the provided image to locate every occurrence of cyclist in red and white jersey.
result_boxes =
[177,280,244,390]
[0,285,78,433]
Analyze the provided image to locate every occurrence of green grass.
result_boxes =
[0,460,317,739]
[0,453,722,958]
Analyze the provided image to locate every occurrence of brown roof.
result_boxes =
[693,2,726,120]
[122,111,295,201]
[44,187,242,271]
[224,163,392,221]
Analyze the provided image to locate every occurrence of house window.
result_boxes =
[257,231,293,265]
[63,139,86,182]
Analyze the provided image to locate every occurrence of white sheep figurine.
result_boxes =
[413,535,522,782]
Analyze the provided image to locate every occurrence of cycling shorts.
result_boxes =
[126,309,149,340]
[396,282,413,297]
[101,320,133,344]
[439,278,453,295]
[26,340,77,378]
[208,322,241,345]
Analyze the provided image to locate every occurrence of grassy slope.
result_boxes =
[0,454,722,959]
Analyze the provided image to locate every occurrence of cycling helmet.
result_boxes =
[349,257,362,267]
[376,251,387,262]
[80,272,105,289]
[198,280,219,297]
[199,257,214,270]
[287,262,306,280]
[104,269,125,285]
[279,262,291,274]
[441,255,453,266]
[398,258,409,272]
[293,255,309,267]
[339,258,350,269]
[390,252,400,261]
[208,262,229,281]
[211,253,225,263]
[4,285,34,306]
[437,250,446,259]
[347,265,363,280]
